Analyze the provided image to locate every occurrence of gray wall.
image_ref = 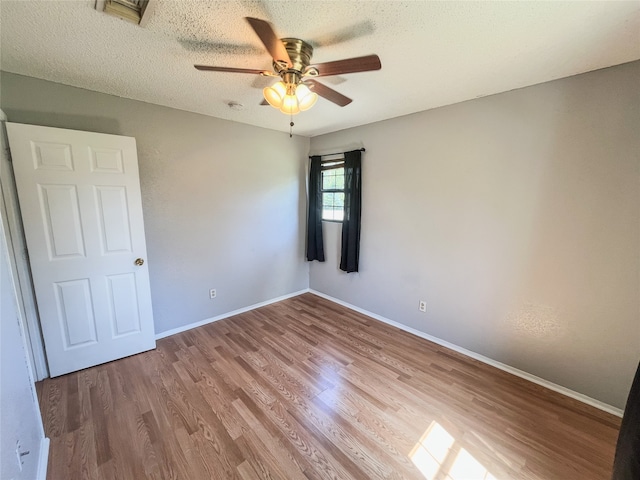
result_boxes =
[309,61,640,409]
[1,72,310,334]
[2,63,639,410]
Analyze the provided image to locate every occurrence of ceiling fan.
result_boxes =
[194,17,382,115]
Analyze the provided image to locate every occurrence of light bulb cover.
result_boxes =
[296,84,318,111]
[263,81,287,109]
[280,93,301,115]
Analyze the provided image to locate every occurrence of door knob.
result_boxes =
[134,258,144,266]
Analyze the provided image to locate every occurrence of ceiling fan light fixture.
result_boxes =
[263,81,318,115]
[296,84,318,111]
[280,93,301,115]
[263,81,287,109]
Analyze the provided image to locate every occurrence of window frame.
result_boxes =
[320,157,345,223]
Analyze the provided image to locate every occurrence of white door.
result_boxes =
[6,122,155,377]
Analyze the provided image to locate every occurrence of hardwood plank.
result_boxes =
[37,293,621,479]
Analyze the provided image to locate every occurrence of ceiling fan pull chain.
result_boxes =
[289,113,294,138]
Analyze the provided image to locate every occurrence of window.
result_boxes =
[321,159,345,221]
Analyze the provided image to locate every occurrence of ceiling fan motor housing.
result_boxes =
[275,38,314,80]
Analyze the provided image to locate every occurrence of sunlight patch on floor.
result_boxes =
[410,422,498,480]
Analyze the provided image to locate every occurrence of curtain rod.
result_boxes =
[309,148,365,159]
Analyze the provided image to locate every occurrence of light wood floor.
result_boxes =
[36,293,621,479]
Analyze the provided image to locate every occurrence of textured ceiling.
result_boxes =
[1,0,639,137]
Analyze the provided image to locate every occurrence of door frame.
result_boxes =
[0,111,49,380]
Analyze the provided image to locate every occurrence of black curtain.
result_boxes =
[340,150,362,273]
[306,155,325,262]
[612,362,640,480]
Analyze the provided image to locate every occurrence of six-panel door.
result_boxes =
[7,123,155,377]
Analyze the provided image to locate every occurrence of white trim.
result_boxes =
[308,289,624,418]
[37,438,50,480]
[155,289,311,340]
[0,118,49,380]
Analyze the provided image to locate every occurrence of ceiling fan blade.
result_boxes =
[310,54,381,77]
[245,17,292,68]
[305,80,352,107]
[260,99,269,106]
[194,65,269,75]
[311,20,375,48]
[180,39,263,55]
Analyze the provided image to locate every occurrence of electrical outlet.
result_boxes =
[419,300,426,312]
[209,289,216,299]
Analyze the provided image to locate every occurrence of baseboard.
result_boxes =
[308,289,624,418]
[154,287,623,417]
[37,437,49,480]
[155,289,311,340]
